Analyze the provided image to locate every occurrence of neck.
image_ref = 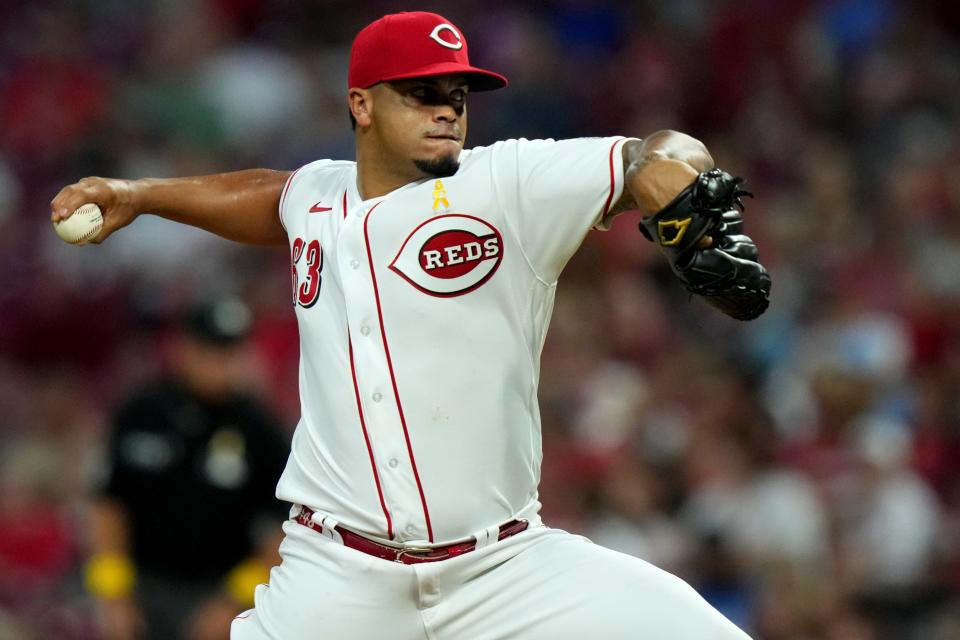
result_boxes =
[356,142,424,200]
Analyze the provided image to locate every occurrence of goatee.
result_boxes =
[414,155,460,178]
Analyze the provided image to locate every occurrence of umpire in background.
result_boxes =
[85,297,289,640]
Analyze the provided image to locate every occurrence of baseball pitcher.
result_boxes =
[53,12,769,639]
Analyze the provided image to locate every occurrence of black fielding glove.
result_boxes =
[639,169,771,321]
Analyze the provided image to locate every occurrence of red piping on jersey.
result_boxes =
[348,334,394,539]
[600,139,621,220]
[278,168,301,232]
[363,201,435,542]
[345,189,393,538]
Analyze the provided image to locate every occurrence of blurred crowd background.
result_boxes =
[2,0,960,638]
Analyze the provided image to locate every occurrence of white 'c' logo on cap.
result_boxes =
[429,23,463,50]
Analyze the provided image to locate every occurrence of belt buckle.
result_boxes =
[395,544,438,563]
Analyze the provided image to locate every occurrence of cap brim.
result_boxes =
[373,61,508,92]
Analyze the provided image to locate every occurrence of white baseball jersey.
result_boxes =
[276,136,631,545]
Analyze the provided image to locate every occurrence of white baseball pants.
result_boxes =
[232,519,752,639]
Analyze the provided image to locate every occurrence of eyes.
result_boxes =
[401,85,468,111]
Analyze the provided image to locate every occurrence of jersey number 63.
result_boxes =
[291,237,322,308]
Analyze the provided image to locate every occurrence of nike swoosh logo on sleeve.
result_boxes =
[309,202,334,213]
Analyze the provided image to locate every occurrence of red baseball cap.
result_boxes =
[348,12,508,92]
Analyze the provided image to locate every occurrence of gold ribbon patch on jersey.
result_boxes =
[658,218,691,246]
[432,180,450,212]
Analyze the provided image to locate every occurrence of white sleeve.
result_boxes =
[277,169,299,234]
[505,136,633,283]
[278,159,333,234]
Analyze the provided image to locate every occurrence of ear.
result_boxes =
[348,89,373,128]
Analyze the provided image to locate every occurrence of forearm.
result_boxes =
[89,498,131,556]
[134,169,290,245]
[622,131,714,215]
[631,130,714,173]
[85,499,137,600]
[51,168,291,245]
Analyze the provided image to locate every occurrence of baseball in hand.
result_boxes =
[53,203,103,244]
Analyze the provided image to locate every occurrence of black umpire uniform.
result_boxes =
[98,297,289,640]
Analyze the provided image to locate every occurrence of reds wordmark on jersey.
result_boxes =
[278,136,630,544]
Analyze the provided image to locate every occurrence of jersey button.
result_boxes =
[405,524,416,536]
[360,325,371,336]
[388,458,399,468]
[350,259,360,269]
[372,392,383,402]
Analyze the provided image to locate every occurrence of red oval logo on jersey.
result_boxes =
[390,214,503,297]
